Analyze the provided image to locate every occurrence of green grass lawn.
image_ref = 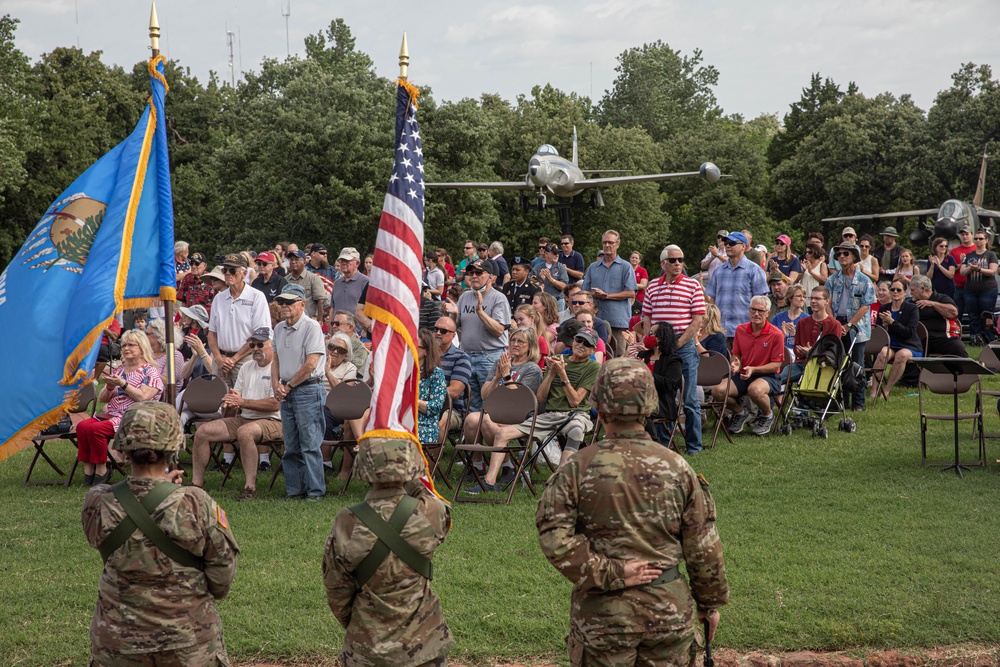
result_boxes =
[3,375,1000,666]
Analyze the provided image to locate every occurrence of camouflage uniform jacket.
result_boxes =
[536,427,728,635]
[82,477,240,654]
[323,480,453,667]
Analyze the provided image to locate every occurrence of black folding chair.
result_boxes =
[24,382,97,486]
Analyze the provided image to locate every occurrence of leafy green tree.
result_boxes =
[767,74,855,169]
[598,41,720,143]
[0,16,39,209]
[926,63,1000,203]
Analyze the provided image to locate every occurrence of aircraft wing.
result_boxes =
[822,209,940,223]
[581,170,706,187]
[424,180,531,191]
[978,208,1000,221]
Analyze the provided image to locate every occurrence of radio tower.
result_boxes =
[226,29,235,88]
[282,1,291,58]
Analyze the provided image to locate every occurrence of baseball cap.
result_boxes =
[556,319,584,346]
[842,226,857,237]
[189,252,206,265]
[541,242,559,254]
[775,234,792,246]
[724,232,748,245]
[222,253,248,268]
[716,229,730,238]
[309,243,327,253]
[466,258,496,276]
[276,284,307,302]
[338,247,361,262]
[255,251,276,264]
[574,327,598,348]
[767,271,785,284]
[248,326,272,341]
[288,249,307,260]
[960,225,972,234]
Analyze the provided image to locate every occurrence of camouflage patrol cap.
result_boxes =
[112,401,184,452]
[588,357,658,417]
[355,436,423,484]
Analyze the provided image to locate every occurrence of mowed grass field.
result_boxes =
[3,372,1000,666]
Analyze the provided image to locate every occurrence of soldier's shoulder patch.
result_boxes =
[217,506,229,529]
[697,473,710,488]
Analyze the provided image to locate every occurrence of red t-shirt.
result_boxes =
[732,320,785,370]
[950,243,976,287]
[793,316,844,362]
[634,266,649,303]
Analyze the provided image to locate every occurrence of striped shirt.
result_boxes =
[104,364,164,429]
[642,273,706,332]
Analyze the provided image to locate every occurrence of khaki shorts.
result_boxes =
[222,416,283,443]
[514,411,593,453]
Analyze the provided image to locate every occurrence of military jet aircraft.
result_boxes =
[822,150,1000,244]
[426,128,722,211]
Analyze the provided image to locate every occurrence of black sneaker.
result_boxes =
[258,460,271,472]
[497,467,518,488]
[463,480,498,495]
[729,410,752,434]
[751,413,775,436]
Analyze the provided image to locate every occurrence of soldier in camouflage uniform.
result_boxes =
[82,402,240,667]
[536,357,728,667]
[323,437,453,667]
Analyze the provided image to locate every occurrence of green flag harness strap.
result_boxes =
[349,495,432,587]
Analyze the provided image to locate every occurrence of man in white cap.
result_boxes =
[329,247,368,328]
[873,226,901,279]
[828,227,858,270]
[208,253,271,388]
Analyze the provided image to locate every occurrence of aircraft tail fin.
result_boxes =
[572,126,578,166]
[974,145,989,207]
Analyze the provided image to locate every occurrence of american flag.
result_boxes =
[362,80,437,489]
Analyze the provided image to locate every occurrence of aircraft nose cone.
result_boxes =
[528,158,546,187]
[935,217,961,240]
[700,162,721,183]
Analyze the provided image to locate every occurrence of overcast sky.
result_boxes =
[5,0,998,120]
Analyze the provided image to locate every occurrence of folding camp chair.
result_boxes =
[313,379,372,495]
[448,382,538,505]
[698,351,732,448]
[919,366,986,468]
[974,345,1000,443]
[864,325,891,404]
[179,375,228,470]
[219,433,284,490]
[424,394,453,489]
[24,382,97,486]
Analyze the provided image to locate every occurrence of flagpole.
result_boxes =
[150,1,177,407]
[399,32,408,80]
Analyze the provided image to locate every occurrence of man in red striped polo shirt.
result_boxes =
[642,244,706,454]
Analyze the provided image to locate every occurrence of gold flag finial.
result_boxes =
[149,2,161,54]
[398,32,409,80]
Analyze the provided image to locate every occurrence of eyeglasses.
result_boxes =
[222,266,240,275]
[601,240,619,246]
[433,326,455,335]
[664,257,685,264]
[749,307,769,314]
[889,287,905,293]
[510,337,528,345]
[248,341,266,348]
[571,300,589,306]
[836,251,854,258]
[328,346,348,354]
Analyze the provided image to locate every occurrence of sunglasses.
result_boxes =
[571,300,589,306]
[843,234,856,238]
[836,251,854,258]
[222,266,240,275]
[723,241,741,247]
[248,341,266,348]
[573,336,595,346]
[774,240,785,245]
[464,246,475,250]
[975,237,987,241]
[328,346,348,354]
[276,298,300,305]
[859,244,871,249]
[255,261,269,266]
[433,326,455,335]
[331,321,346,327]
[315,250,327,255]
[466,269,485,276]
[560,241,571,246]
[664,257,685,264]
[889,287,905,293]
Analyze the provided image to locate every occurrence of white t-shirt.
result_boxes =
[208,284,271,352]
[233,360,281,420]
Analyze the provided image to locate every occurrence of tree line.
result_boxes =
[1,15,999,274]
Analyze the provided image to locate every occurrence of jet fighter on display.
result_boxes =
[426,127,722,211]
[823,149,1000,245]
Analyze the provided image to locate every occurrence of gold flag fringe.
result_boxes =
[0,385,87,461]
[396,78,420,109]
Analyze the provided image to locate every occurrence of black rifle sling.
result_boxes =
[98,481,205,570]
[349,495,431,587]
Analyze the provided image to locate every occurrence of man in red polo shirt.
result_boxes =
[642,244,706,453]
[712,295,785,436]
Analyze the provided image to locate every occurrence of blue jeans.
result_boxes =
[675,341,702,453]
[844,332,866,411]
[467,349,504,412]
[954,286,965,324]
[279,382,326,498]
[966,290,997,339]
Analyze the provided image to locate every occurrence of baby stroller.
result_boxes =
[776,333,859,439]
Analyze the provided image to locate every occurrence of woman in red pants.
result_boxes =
[78,328,163,486]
